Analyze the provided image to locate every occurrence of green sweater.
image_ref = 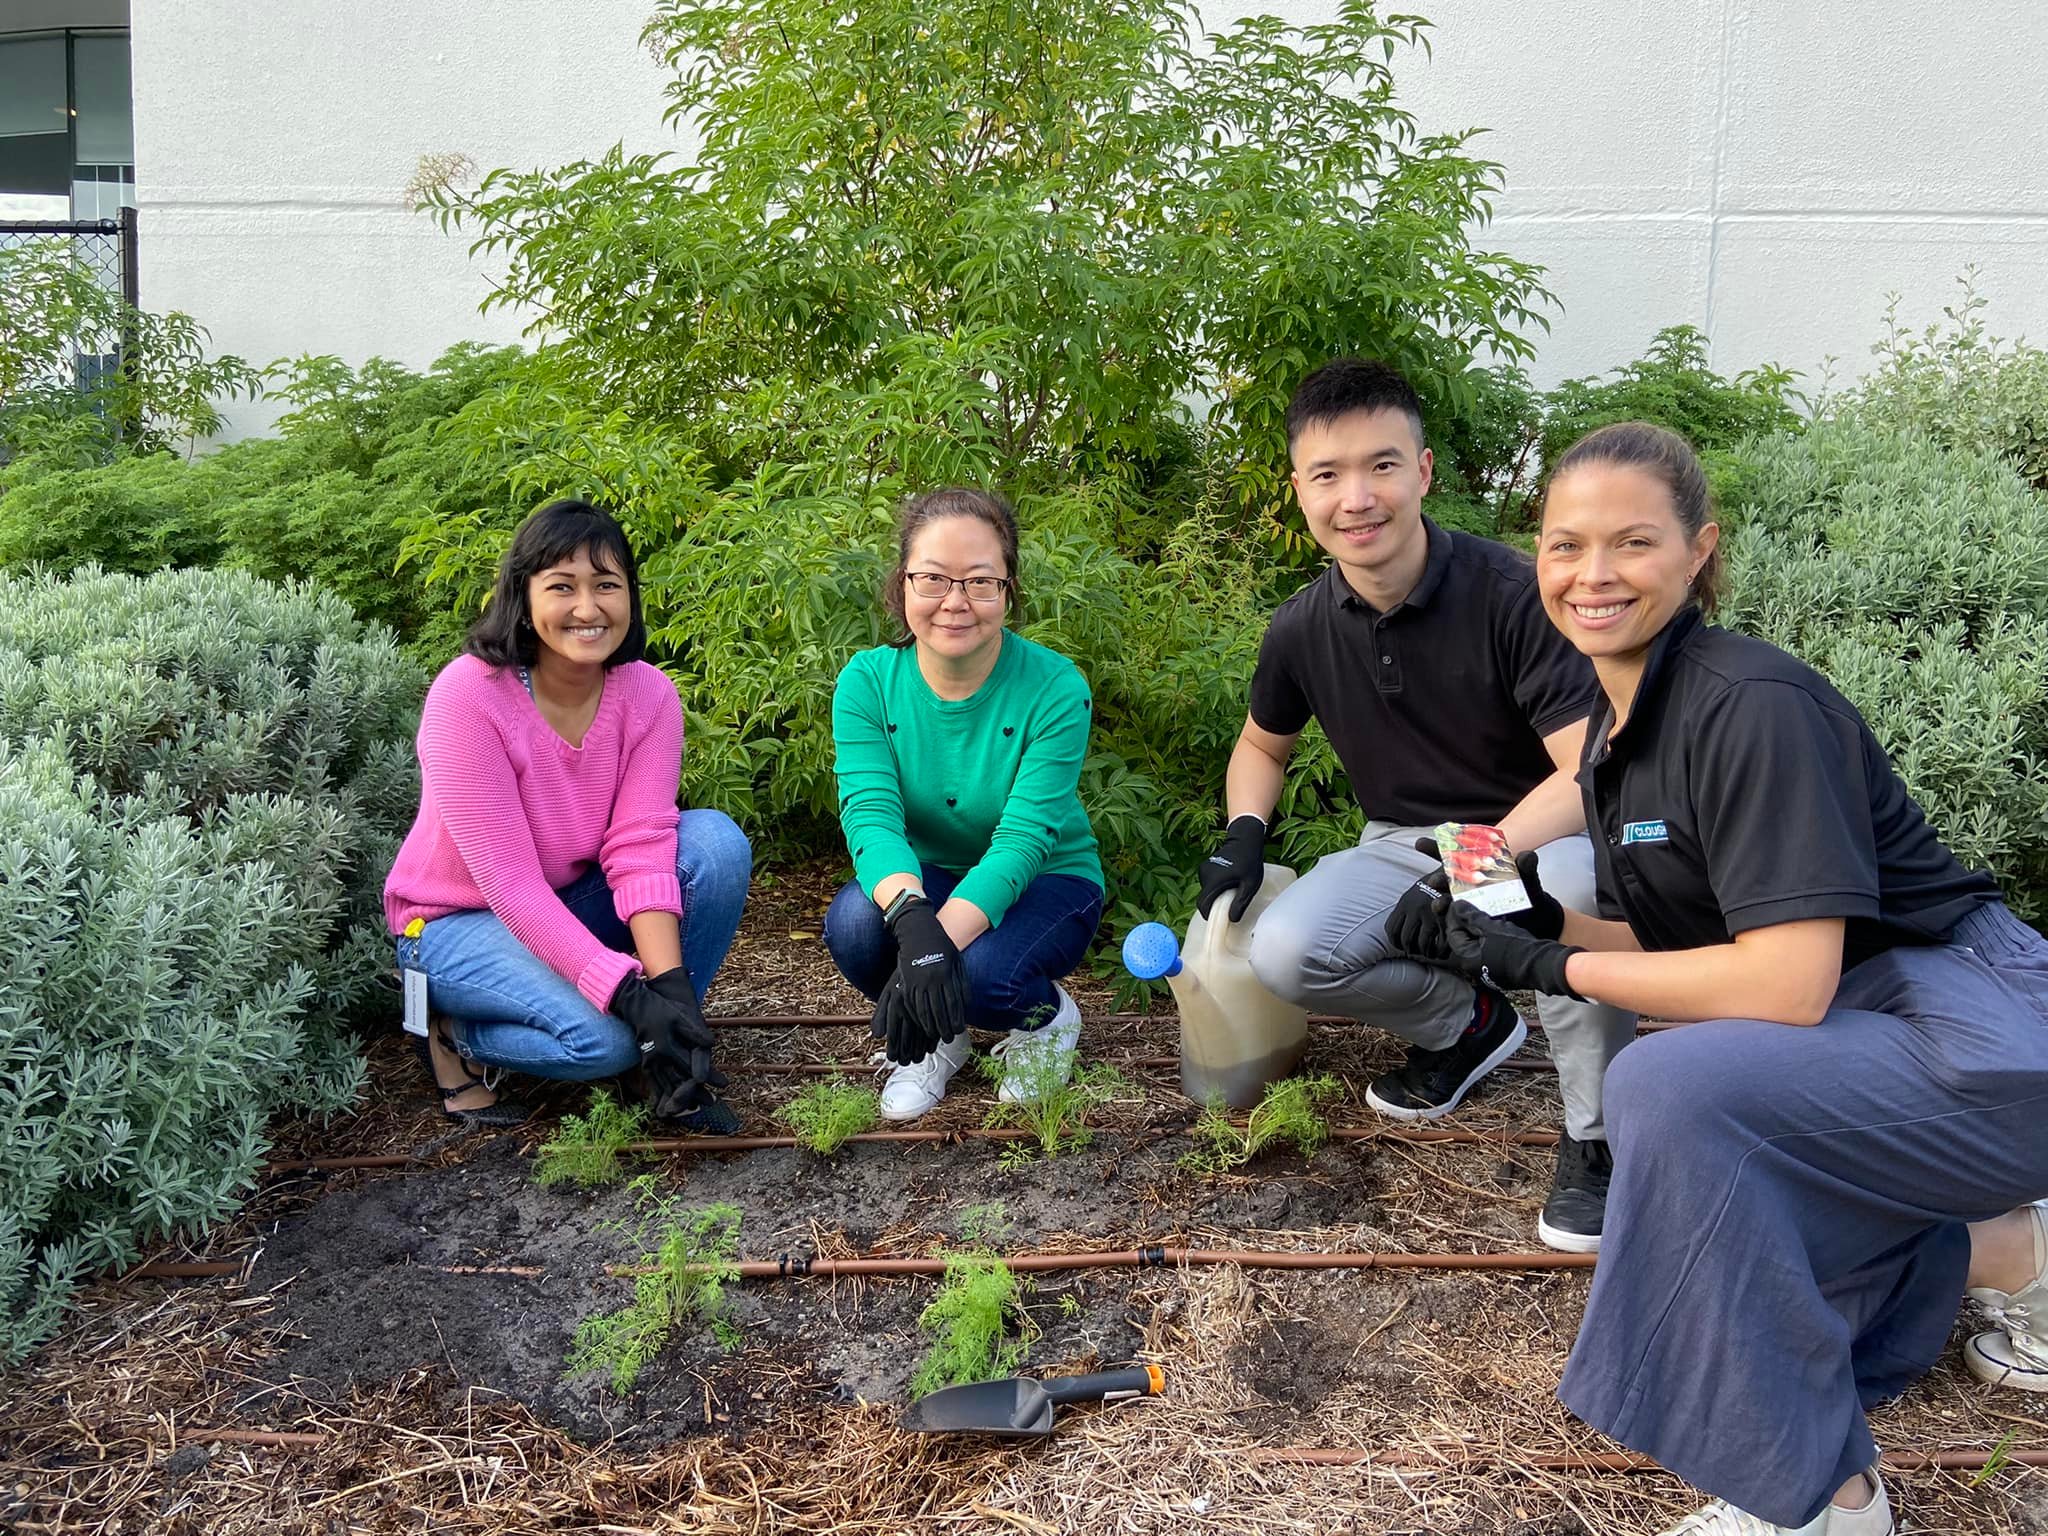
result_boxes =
[833,631,1103,926]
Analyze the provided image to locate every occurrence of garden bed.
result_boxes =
[1,862,2041,1535]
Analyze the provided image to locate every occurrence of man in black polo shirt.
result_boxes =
[1198,357,1636,1251]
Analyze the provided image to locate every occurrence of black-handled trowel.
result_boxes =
[901,1365,1165,1439]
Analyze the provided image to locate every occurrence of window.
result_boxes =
[0,29,133,221]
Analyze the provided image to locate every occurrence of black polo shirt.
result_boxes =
[1248,520,1598,826]
[1582,607,2000,967]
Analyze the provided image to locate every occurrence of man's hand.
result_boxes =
[1197,814,1269,921]
[1385,837,1454,963]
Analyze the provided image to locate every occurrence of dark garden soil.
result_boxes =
[2,858,2042,1534]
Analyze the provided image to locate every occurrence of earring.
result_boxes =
[1685,571,1696,587]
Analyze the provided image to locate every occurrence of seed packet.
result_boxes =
[1432,821,1531,917]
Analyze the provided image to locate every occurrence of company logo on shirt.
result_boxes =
[1621,819,1669,845]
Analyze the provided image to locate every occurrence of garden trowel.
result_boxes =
[901,1365,1164,1439]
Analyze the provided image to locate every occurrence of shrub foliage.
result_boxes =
[0,566,423,1361]
[1720,421,2048,916]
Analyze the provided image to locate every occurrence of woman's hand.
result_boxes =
[886,895,973,1048]
[612,970,723,1114]
[1442,901,1585,998]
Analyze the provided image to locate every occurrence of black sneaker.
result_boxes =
[1538,1131,1612,1253]
[1364,984,1529,1122]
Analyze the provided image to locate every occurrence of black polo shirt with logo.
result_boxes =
[1582,607,1999,968]
[1248,520,1598,826]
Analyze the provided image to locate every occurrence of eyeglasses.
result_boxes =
[904,571,1011,603]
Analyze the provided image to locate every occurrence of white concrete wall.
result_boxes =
[132,0,2048,437]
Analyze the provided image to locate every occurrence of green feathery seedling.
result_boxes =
[909,1250,1031,1399]
[1181,1074,1342,1175]
[982,1052,1124,1166]
[535,1089,650,1189]
[775,1077,880,1155]
[566,1180,744,1394]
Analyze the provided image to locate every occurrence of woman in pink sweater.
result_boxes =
[384,500,750,1130]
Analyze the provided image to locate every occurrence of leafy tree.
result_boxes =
[0,238,260,463]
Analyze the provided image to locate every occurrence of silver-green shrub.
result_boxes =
[0,566,424,1361]
[1721,421,2048,915]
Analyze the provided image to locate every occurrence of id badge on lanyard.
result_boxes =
[401,916,430,1037]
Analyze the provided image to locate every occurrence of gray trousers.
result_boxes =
[1560,902,2048,1526]
[1247,822,1637,1140]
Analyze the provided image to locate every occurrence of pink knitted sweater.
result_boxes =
[383,654,685,1009]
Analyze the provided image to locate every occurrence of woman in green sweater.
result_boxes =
[826,488,1105,1120]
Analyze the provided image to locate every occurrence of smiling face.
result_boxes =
[526,545,631,670]
[1290,406,1433,598]
[902,513,1010,667]
[1537,463,1718,665]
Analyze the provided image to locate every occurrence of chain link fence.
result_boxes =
[0,206,138,401]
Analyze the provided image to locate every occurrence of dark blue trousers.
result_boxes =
[1561,902,2048,1525]
[824,864,1103,1035]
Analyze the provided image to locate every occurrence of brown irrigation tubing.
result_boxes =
[128,1244,1592,1285]
[723,1052,1560,1076]
[711,1248,1594,1279]
[710,1013,1676,1033]
[174,1428,2039,1471]
[253,1120,1560,1177]
[1252,1447,2048,1473]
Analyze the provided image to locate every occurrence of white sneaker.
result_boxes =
[1658,1473,1893,1535]
[991,986,1082,1104]
[874,1032,973,1122]
[1965,1199,2048,1391]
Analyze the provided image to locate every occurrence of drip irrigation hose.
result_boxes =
[709,1247,1595,1279]
[249,1121,1561,1178]
[1249,1447,2048,1473]
[126,1244,1593,1285]
[706,1012,1676,1034]
[173,1427,2042,1472]
[724,1054,1561,1077]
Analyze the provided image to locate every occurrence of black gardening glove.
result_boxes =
[1498,850,1567,942]
[886,895,972,1048]
[869,971,940,1066]
[1197,814,1268,921]
[1385,836,1454,964]
[1442,900,1586,1000]
[612,971,719,1117]
[645,967,728,1110]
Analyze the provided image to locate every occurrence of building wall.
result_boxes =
[131,0,2048,437]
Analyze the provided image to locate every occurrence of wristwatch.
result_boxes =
[882,887,926,928]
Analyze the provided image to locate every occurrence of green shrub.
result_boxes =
[1826,271,2048,491]
[0,345,527,653]
[0,238,260,462]
[1720,421,2048,914]
[0,565,422,1361]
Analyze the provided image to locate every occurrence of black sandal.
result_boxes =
[417,1024,532,1127]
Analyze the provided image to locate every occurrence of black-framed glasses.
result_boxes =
[905,571,1011,603]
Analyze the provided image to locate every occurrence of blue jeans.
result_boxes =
[393,808,753,1080]
[824,864,1103,1034]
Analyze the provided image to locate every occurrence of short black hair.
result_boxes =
[1285,358,1426,454]
[463,499,648,669]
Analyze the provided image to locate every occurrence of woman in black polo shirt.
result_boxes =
[1423,421,2048,1536]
